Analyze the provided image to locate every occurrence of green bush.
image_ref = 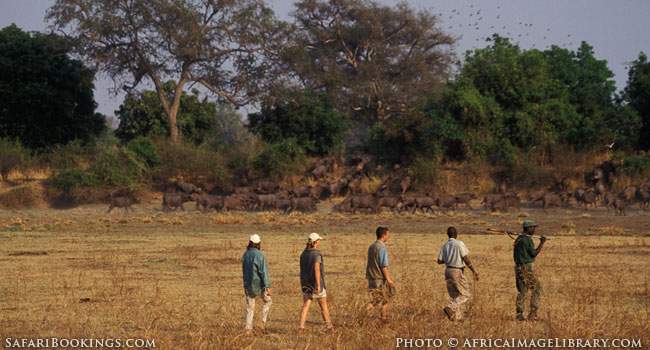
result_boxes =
[126,136,160,167]
[407,157,439,190]
[49,168,98,193]
[154,142,229,186]
[89,148,147,189]
[621,154,650,177]
[486,139,518,168]
[253,139,306,180]
[46,140,94,171]
[511,159,554,188]
[0,138,30,181]
[248,91,347,156]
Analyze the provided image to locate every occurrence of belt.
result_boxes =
[446,266,465,270]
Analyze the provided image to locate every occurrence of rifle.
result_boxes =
[486,228,551,240]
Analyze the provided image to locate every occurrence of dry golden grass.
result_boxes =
[0,205,648,349]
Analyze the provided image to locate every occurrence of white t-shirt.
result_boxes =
[438,238,469,268]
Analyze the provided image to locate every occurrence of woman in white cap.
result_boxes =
[298,232,333,332]
[241,234,272,334]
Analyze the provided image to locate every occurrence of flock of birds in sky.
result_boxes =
[431,2,578,52]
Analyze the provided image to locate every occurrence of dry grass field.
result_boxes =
[0,203,648,349]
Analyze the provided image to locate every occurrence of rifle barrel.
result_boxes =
[486,228,551,240]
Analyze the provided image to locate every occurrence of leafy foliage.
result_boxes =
[433,36,633,165]
[48,0,283,143]
[624,52,650,150]
[153,142,229,186]
[126,137,160,168]
[0,25,105,149]
[280,0,455,157]
[0,137,30,181]
[248,91,347,155]
[116,83,220,145]
[253,139,306,180]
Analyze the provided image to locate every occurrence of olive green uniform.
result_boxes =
[513,235,542,318]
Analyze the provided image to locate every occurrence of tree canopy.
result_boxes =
[0,24,105,149]
[280,0,455,124]
[115,81,245,147]
[47,0,284,144]
[248,90,346,155]
[424,36,640,165]
[624,52,650,150]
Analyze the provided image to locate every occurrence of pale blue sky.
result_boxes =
[1,0,649,117]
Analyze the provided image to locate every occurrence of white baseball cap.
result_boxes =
[249,234,261,244]
[308,232,322,243]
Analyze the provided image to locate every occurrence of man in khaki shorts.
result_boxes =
[366,226,396,322]
[437,227,478,321]
[298,233,333,331]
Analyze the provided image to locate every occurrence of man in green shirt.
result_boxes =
[242,234,272,334]
[513,220,546,321]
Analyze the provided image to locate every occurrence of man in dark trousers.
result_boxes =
[513,220,546,321]
[299,232,333,332]
[437,227,478,321]
[366,226,396,322]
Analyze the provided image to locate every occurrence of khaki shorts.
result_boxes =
[302,288,327,300]
[368,279,394,306]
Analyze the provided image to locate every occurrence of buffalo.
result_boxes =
[350,194,378,213]
[222,195,249,211]
[290,197,316,213]
[163,192,193,211]
[636,188,650,210]
[255,181,279,194]
[107,195,137,213]
[413,195,438,213]
[375,196,403,213]
[454,193,477,210]
[193,193,224,212]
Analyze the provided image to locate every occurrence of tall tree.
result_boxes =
[281,0,455,127]
[115,82,220,145]
[47,0,284,144]
[0,24,105,149]
[624,52,650,150]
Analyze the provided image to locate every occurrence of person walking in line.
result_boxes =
[513,220,546,321]
[437,227,479,321]
[366,226,396,322]
[298,232,333,332]
[241,234,272,334]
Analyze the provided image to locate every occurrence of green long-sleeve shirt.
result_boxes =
[513,235,537,265]
[242,248,271,296]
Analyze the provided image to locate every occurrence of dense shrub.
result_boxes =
[49,168,98,193]
[154,142,229,186]
[407,157,439,190]
[621,154,650,177]
[253,139,306,180]
[0,185,39,209]
[248,91,347,156]
[88,148,148,189]
[126,137,160,167]
[46,140,95,171]
[0,137,30,181]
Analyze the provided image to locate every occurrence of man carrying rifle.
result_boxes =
[513,220,546,321]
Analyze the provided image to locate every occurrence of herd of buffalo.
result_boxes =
[106,158,650,216]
